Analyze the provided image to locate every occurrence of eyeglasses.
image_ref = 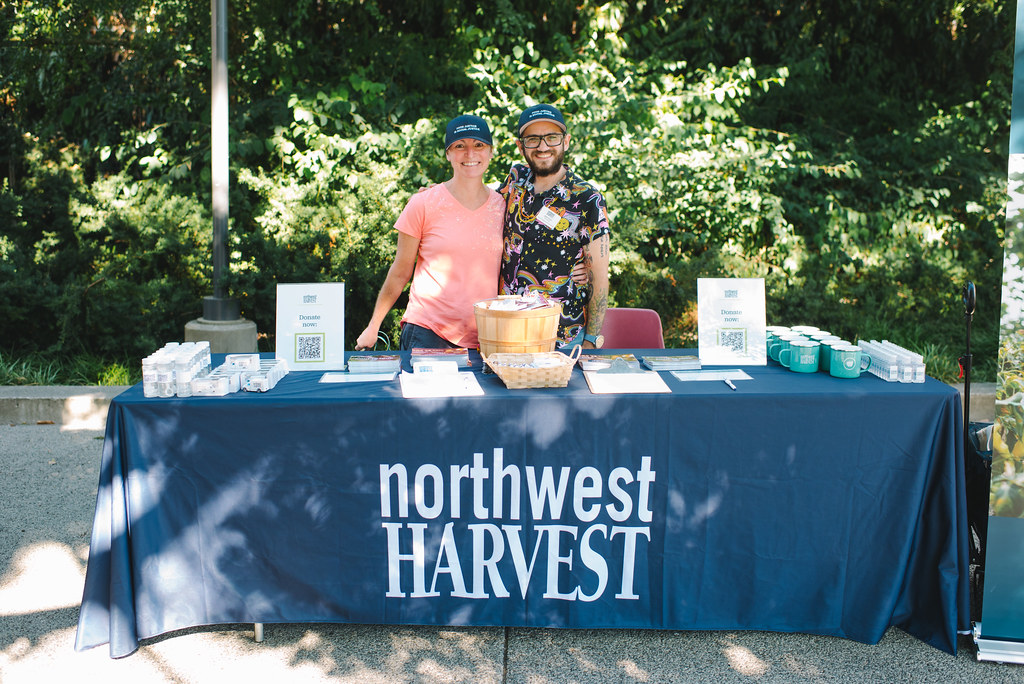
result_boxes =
[520,133,566,149]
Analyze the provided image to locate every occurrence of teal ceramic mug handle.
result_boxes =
[779,347,791,368]
[861,353,872,374]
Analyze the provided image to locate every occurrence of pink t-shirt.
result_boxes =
[397,184,504,348]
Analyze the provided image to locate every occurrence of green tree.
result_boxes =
[0,0,1011,379]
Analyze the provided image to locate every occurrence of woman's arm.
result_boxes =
[354,231,421,350]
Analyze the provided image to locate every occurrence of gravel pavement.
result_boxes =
[2,401,1022,683]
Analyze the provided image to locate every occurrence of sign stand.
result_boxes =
[696,278,767,366]
[974,0,1024,664]
[275,283,346,371]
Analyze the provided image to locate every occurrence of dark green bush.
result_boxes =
[0,1,1010,382]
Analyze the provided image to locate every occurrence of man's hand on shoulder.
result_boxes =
[571,249,588,286]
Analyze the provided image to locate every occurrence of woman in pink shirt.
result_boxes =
[355,114,505,351]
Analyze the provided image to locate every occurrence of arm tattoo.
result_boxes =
[588,290,607,335]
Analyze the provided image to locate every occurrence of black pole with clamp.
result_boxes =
[960,281,976,462]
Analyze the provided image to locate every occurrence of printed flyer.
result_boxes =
[275,282,345,371]
[696,278,767,365]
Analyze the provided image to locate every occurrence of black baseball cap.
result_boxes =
[445,115,493,149]
[516,104,567,136]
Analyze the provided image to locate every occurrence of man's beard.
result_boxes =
[526,147,565,178]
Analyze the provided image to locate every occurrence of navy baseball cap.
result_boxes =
[517,104,567,136]
[444,115,493,149]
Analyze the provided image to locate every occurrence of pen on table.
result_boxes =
[723,379,737,391]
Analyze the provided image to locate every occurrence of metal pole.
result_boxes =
[963,281,976,458]
[205,0,239,321]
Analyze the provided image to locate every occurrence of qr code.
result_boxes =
[296,333,325,362]
[718,329,747,354]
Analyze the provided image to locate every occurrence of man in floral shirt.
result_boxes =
[498,104,611,349]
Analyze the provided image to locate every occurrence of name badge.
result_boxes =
[536,205,562,229]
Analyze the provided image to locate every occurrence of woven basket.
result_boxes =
[474,297,562,358]
[485,346,582,389]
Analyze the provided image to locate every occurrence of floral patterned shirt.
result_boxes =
[498,163,611,344]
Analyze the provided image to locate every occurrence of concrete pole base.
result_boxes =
[185,317,259,354]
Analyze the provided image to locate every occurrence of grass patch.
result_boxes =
[0,351,140,386]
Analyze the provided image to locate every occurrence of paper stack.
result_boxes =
[411,348,471,368]
[347,354,401,374]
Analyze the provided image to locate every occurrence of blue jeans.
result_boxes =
[399,323,458,351]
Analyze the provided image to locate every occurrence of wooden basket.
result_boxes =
[474,297,562,358]
[485,347,582,389]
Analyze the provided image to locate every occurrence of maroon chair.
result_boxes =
[600,307,665,348]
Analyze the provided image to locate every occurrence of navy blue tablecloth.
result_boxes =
[75,351,968,657]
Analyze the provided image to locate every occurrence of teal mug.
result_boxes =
[816,336,843,372]
[766,326,790,352]
[830,344,872,379]
[769,334,806,363]
[779,339,820,373]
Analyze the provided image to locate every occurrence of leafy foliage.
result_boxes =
[0,0,1011,381]
[994,332,1024,516]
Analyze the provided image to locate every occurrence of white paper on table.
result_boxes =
[319,372,398,383]
[583,370,672,394]
[697,278,767,365]
[670,369,753,382]
[399,371,485,398]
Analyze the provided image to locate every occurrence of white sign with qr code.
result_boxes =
[275,282,345,371]
[696,278,767,365]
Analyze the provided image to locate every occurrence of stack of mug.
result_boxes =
[766,326,871,378]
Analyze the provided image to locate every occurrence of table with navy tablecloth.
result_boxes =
[75,350,968,658]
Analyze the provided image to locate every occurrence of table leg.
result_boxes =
[254,623,264,642]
